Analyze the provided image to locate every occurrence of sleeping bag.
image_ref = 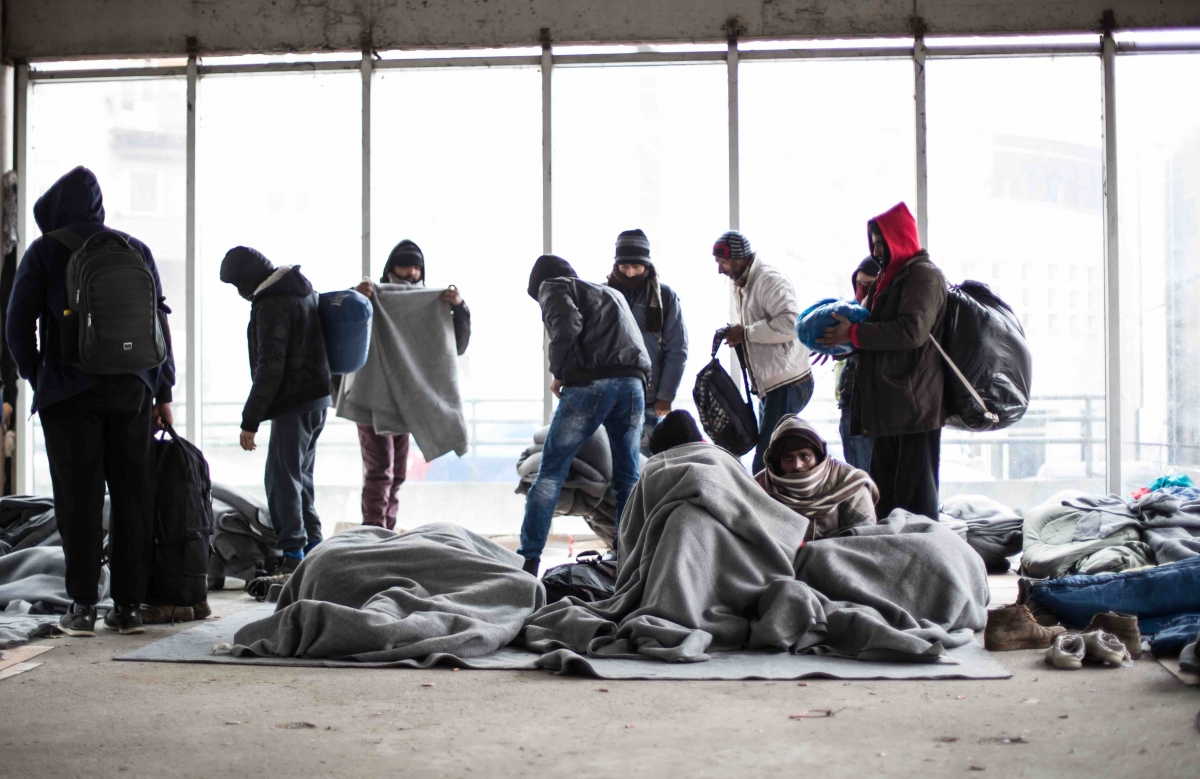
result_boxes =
[940,280,1031,432]
[319,289,373,375]
[795,298,870,358]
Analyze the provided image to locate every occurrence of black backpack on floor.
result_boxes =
[692,331,758,456]
[542,550,618,603]
[148,422,214,607]
[48,228,168,375]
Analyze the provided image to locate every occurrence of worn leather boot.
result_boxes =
[985,604,1066,651]
[193,600,213,620]
[1016,577,1061,627]
[1084,612,1141,659]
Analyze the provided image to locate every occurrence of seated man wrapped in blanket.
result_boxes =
[755,415,878,540]
[524,442,989,665]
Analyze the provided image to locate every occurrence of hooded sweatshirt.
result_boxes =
[6,166,175,412]
[220,247,331,432]
[754,415,878,540]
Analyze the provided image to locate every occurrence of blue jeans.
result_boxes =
[265,408,326,554]
[753,377,814,474]
[640,408,659,457]
[838,406,874,471]
[519,377,645,560]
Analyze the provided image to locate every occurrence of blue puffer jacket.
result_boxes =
[5,166,175,412]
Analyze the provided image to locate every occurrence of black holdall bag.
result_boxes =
[148,421,214,607]
[542,550,618,603]
[692,329,758,456]
[933,280,1032,433]
[47,228,168,375]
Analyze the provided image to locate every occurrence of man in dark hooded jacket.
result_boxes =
[6,166,176,636]
[605,229,688,455]
[348,239,471,530]
[522,254,651,575]
[819,202,947,519]
[220,247,332,571]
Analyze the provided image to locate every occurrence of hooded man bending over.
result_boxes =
[756,415,878,541]
[521,255,651,576]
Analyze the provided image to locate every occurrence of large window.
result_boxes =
[370,66,543,532]
[25,77,188,494]
[197,72,360,535]
[552,63,729,420]
[740,58,917,455]
[927,56,1106,507]
[1117,54,1200,492]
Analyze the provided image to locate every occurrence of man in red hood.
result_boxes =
[818,202,947,519]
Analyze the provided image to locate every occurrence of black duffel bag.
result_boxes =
[934,280,1032,432]
[693,330,758,456]
[542,550,618,603]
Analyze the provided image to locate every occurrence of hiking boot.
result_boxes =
[1016,577,1061,627]
[984,604,1066,651]
[139,605,194,624]
[103,604,145,635]
[1045,633,1086,670]
[1084,612,1141,659]
[57,603,97,637]
[522,557,540,577]
[193,600,212,620]
[1082,630,1129,667]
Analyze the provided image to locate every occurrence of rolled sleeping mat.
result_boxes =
[319,289,374,375]
[795,298,870,358]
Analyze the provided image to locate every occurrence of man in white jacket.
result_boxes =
[713,230,814,472]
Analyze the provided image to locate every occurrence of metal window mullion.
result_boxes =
[727,38,740,231]
[1101,31,1122,494]
[541,40,553,426]
[361,50,372,280]
[914,37,929,247]
[185,55,200,444]
[14,63,32,495]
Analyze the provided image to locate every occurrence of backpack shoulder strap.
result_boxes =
[45,229,85,252]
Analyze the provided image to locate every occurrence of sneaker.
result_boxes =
[103,604,146,635]
[984,604,1066,651]
[1084,612,1141,659]
[1045,633,1086,670]
[1082,630,1129,666]
[57,603,97,637]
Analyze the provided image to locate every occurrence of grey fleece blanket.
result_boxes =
[231,524,544,661]
[524,443,988,666]
[0,546,113,648]
[336,284,468,461]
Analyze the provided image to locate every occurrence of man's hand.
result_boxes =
[153,402,173,431]
[723,324,745,346]
[654,399,672,418]
[550,379,563,398]
[240,430,257,451]
[354,280,374,298]
[440,287,463,307]
[817,313,853,347]
[2,402,11,430]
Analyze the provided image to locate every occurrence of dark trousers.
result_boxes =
[39,376,154,606]
[838,406,874,472]
[358,425,409,530]
[870,429,941,520]
[265,408,326,553]
[753,377,815,473]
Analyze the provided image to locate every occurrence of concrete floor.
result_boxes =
[2,587,1198,778]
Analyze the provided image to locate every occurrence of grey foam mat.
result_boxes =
[116,602,1012,681]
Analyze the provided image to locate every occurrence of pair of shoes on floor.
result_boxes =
[1046,630,1131,669]
[1015,577,1061,627]
[985,604,1066,650]
[1083,611,1141,659]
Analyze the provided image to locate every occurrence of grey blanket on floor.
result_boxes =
[231,524,545,661]
[523,443,988,666]
[336,284,468,461]
[0,546,112,615]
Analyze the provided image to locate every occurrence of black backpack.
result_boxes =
[692,331,758,456]
[147,422,214,607]
[48,228,168,375]
[542,550,618,603]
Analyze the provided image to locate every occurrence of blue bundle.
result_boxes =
[795,298,870,358]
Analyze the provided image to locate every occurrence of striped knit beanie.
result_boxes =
[713,230,753,261]
[615,229,651,265]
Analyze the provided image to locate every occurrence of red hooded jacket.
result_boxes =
[850,202,922,347]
